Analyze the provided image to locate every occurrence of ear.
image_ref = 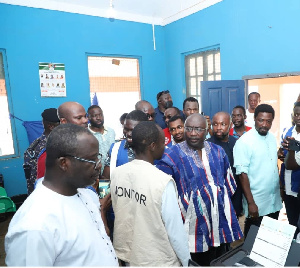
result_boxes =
[229,122,233,129]
[149,142,156,152]
[60,118,67,124]
[57,157,69,172]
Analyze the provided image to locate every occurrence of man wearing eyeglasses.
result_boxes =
[5,124,118,266]
[36,101,89,181]
[135,100,156,121]
[156,113,242,266]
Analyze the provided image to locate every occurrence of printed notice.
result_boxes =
[39,62,66,97]
[249,216,296,266]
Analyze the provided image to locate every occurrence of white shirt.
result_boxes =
[245,109,255,128]
[162,181,191,266]
[5,183,118,266]
[281,126,300,197]
[295,151,300,166]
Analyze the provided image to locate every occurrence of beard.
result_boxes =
[165,101,173,109]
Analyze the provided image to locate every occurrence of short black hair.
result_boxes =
[87,105,101,114]
[119,113,128,123]
[294,101,300,108]
[248,92,260,100]
[46,124,94,167]
[232,105,246,115]
[168,115,185,125]
[125,110,148,122]
[132,121,160,155]
[156,90,170,101]
[254,104,275,119]
[165,106,180,116]
[183,97,199,110]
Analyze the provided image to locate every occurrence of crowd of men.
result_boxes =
[5,90,300,266]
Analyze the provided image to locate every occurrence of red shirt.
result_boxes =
[229,126,252,139]
[37,151,47,180]
[163,128,171,146]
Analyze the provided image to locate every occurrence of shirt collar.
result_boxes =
[88,124,107,134]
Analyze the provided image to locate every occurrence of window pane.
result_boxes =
[207,54,214,74]
[0,52,14,156]
[215,52,221,73]
[189,58,196,76]
[197,77,203,96]
[190,78,197,95]
[208,75,214,81]
[216,74,221,80]
[196,56,203,75]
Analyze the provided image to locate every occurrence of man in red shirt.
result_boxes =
[230,105,251,139]
[163,107,181,146]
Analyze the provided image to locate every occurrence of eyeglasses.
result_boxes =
[156,90,170,100]
[184,126,207,134]
[64,154,102,170]
[146,113,156,119]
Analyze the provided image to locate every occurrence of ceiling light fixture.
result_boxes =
[107,0,116,21]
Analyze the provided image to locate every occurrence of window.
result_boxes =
[87,56,141,139]
[185,48,221,111]
[0,50,15,156]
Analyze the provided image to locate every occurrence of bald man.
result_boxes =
[58,101,88,128]
[156,113,242,266]
[37,101,88,180]
[208,112,243,217]
[135,100,155,121]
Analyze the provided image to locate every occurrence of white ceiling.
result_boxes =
[0,0,222,25]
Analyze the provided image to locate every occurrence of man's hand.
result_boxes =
[248,202,259,218]
[282,136,294,151]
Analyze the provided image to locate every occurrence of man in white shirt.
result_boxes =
[5,124,118,266]
[111,121,190,266]
[245,92,261,128]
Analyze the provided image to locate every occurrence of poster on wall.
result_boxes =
[39,62,66,97]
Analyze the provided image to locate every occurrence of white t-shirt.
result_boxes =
[5,183,118,266]
[245,109,255,128]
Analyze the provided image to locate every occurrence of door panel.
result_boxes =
[201,80,245,118]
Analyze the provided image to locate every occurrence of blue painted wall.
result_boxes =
[2,0,300,196]
[0,3,167,196]
[164,0,300,108]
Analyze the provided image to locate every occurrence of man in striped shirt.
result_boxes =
[156,113,243,266]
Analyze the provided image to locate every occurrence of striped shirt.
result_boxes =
[156,141,243,253]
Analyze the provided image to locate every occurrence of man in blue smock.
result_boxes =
[233,104,282,237]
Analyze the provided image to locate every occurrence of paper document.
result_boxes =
[249,216,296,266]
